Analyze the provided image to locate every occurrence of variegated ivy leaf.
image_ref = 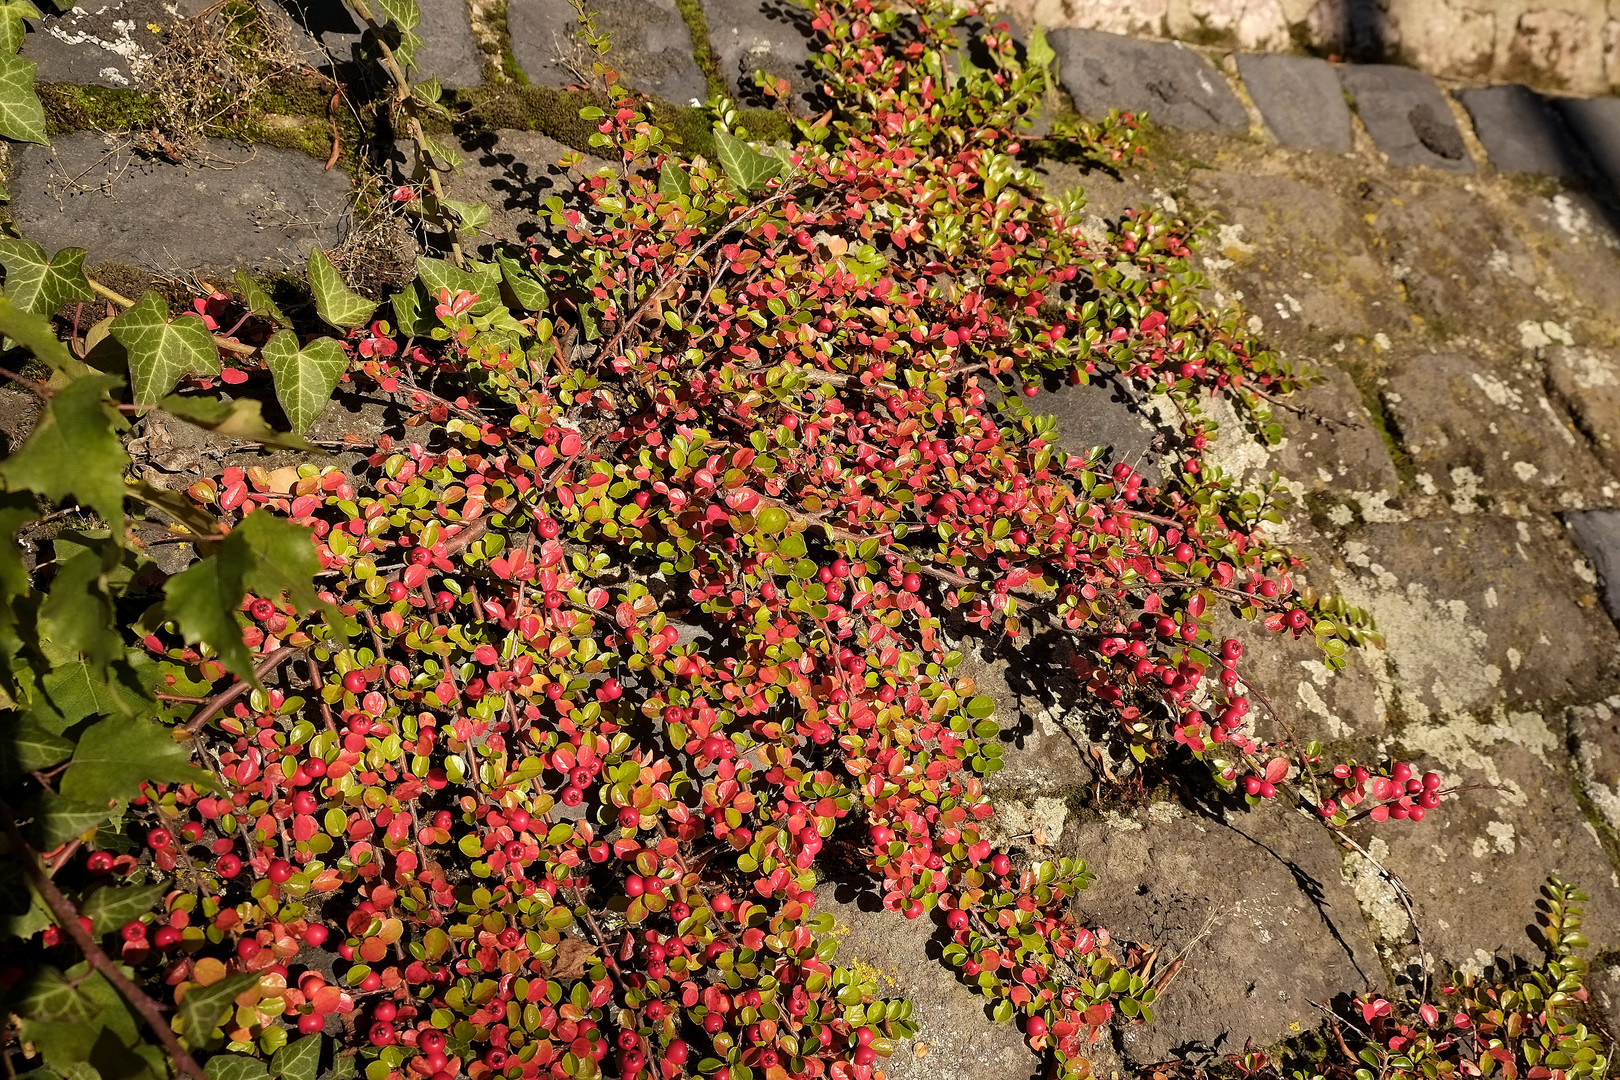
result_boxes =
[0,53,45,143]
[713,128,782,194]
[0,0,41,58]
[374,0,419,29]
[307,248,376,330]
[234,268,290,327]
[0,237,93,317]
[109,291,219,405]
[261,329,348,436]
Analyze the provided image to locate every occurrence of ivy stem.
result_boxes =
[0,798,211,1080]
[85,276,258,358]
[343,0,465,269]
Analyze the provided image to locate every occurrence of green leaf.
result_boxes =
[59,715,202,810]
[389,281,434,336]
[110,291,220,406]
[0,238,92,316]
[497,255,547,312]
[0,712,74,777]
[271,1036,322,1080]
[163,510,333,684]
[0,0,40,53]
[0,54,46,143]
[177,972,261,1048]
[1025,26,1055,71]
[307,249,376,330]
[261,331,348,437]
[28,791,109,846]
[37,540,121,673]
[0,373,128,527]
[158,394,319,451]
[416,256,500,317]
[82,880,165,935]
[233,269,290,328]
[658,160,691,200]
[0,293,88,375]
[442,197,489,234]
[373,0,418,29]
[15,967,98,1023]
[713,129,782,194]
[206,1056,270,1080]
[41,657,151,725]
[126,478,223,538]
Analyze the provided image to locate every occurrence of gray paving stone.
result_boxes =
[21,0,200,88]
[1565,509,1620,622]
[508,0,705,103]
[1235,52,1350,152]
[1553,96,1620,193]
[701,0,814,107]
[9,133,352,272]
[277,0,482,88]
[1458,84,1579,177]
[1049,28,1246,134]
[1339,64,1473,173]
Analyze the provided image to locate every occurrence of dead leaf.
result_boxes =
[548,935,595,979]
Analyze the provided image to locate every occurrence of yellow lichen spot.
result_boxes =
[147,21,161,31]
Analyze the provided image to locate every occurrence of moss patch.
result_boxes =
[39,85,161,136]
[670,0,725,100]
[1341,359,1417,488]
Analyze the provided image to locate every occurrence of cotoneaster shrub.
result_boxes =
[0,3,1543,1080]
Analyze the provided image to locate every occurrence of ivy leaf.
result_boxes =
[0,54,46,144]
[1025,26,1055,71]
[261,330,348,436]
[713,129,782,194]
[0,713,74,778]
[41,657,151,725]
[416,257,500,317]
[270,1036,322,1080]
[205,1056,270,1080]
[82,880,165,935]
[658,160,691,200]
[307,249,375,330]
[27,791,109,847]
[0,373,128,528]
[233,269,290,328]
[0,238,93,317]
[0,293,88,375]
[497,255,548,312]
[58,715,203,811]
[442,197,489,234]
[0,0,41,54]
[111,291,220,406]
[373,0,418,29]
[159,394,318,451]
[177,972,261,1049]
[14,967,99,1023]
[37,541,122,674]
[163,510,333,684]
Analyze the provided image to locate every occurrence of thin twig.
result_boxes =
[184,645,301,733]
[0,797,210,1080]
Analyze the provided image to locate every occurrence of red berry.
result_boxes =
[298,1013,325,1034]
[1027,1016,1048,1039]
[268,859,294,884]
[152,925,182,949]
[216,854,242,877]
[146,828,173,850]
[342,670,368,694]
[303,924,329,947]
[990,854,1011,876]
[120,920,147,942]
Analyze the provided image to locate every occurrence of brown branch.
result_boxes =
[0,797,210,1080]
[184,645,301,734]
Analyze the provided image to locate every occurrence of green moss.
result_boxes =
[1341,360,1417,488]
[670,0,725,100]
[39,84,161,136]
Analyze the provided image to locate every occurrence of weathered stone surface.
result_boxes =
[816,883,1073,1080]
[1553,96,1620,193]
[1566,696,1620,834]
[1564,509,1620,623]
[9,133,351,271]
[1049,29,1246,133]
[431,129,589,255]
[277,0,482,87]
[1458,84,1581,177]
[1272,367,1403,499]
[1073,803,1383,1063]
[701,0,814,106]
[21,0,197,88]
[1184,171,1405,345]
[1328,514,1620,717]
[508,0,705,102]
[1235,53,1351,153]
[1339,66,1473,173]
[1027,376,1163,480]
[1358,729,1620,973]
[1382,351,1607,508]
[1547,345,1620,475]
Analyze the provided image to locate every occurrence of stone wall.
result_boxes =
[1005,0,1620,95]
